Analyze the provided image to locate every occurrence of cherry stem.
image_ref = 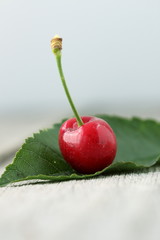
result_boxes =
[55,52,84,126]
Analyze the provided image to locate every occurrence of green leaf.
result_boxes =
[0,115,160,187]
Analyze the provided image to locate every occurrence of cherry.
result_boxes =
[59,116,116,174]
[51,35,117,174]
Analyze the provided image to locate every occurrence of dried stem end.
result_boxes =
[51,34,62,55]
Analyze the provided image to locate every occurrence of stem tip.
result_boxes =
[51,35,62,54]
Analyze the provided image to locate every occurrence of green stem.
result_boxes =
[55,53,83,126]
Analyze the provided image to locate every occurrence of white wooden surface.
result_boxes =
[0,112,160,240]
[0,168,160,240]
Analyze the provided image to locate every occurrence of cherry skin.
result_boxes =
[59,116,117,174]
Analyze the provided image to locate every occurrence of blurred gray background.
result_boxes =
[0,0,160,157]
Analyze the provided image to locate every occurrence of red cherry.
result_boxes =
[59,116,117,174]
[51,36,117,173]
